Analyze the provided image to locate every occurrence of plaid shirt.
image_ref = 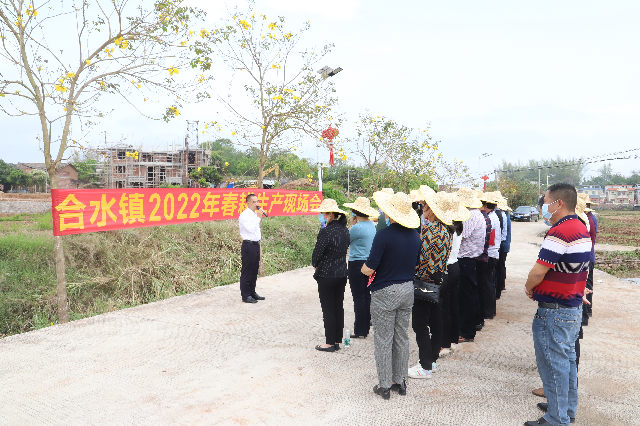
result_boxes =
[475,210,491,263]
[416,220,452,278]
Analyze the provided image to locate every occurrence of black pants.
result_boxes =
[458,258,479,340]
[585,262,594,318]
[476,260,494,322]
[316,276,347,345]
[496,249,508,299]
[348,260,371,337]
[442,262,460,348]
[240,241,260,300]
[486,257,498,318]
[412,298,442,368]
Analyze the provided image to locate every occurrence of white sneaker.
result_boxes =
[432,362,437,372]
[439,348,452,357]
[408,363,432,379]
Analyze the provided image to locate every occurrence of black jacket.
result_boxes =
[312,220,350,279]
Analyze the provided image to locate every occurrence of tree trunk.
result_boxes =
[50,173,70,323]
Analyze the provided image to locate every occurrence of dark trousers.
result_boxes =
[348,260,371,337]
[412,298,442,368]
[476,260,494,322]
[486,257,498,318]
[316,276,347,345]
[585,262,594,317]
[240,241,260,300]
[496,249,508,299]
[442,262,460,348]
[458,258,479,340]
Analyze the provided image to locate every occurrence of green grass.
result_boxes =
[0,215,319,338]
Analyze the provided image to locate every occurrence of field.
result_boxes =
[593,210,640,278]
[0,212,320,338]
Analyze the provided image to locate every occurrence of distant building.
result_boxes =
[603,184,634,204]
[104,146,209,188]
[578,186,604,204]
[17,162,80,189]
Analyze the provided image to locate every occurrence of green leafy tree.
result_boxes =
[0,159,15,192]
[201,7,340,189]
[497,157,586,188]
[7,168,31,190]
[488,177,539,209]
[29,169,46,192]
[0,0,209,323]
[73,160,100,182]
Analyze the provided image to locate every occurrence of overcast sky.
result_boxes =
[2,0,639,185]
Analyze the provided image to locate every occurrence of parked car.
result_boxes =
[512,206,539,222]
[633,204,640,211]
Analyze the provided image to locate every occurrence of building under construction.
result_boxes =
[102,145,210,189]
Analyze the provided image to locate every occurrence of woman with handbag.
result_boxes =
[343,197,379,339]
[310,199,350,353]
[361,192,421,400]
[409,188,453,379]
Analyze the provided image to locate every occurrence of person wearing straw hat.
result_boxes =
[495,195,512,300]
[454,187,486,343]
[408,189,453,379]
[441,193,470,356]
[310,199,351,353]
[478,191,502,321]
[343,197,379,339]
[375,188,395,231]
[578,193,597,318]
[361,191,421,399]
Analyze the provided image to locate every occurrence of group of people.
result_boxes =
[237,184,597,426]
[309,185,514,397]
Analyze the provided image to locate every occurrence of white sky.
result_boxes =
[2,0,639,184]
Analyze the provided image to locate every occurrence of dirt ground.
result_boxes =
[595,210,640,246]
[1,221,639,425]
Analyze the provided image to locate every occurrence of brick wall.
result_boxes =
[0,200,51,214]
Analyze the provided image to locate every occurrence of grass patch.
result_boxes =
[596,249,640,278]
[0,215,319,338]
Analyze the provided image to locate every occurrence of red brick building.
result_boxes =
[17,163,81,190]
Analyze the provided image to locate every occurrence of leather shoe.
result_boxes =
[373,385,390,400]
[536,404,575,423]
[243,296,258,303]
[350,334,367,339]
[390,379,407,396]
[251,293,265,300]
[524,418,551,426]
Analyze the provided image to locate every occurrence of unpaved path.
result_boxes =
[1,222,639,425]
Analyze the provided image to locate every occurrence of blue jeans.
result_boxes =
[532,306,582,426]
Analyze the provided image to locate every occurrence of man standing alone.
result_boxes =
[524,184,591,426]
[239,194,266,304]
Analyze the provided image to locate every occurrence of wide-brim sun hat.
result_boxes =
[577,193,594,212]
[497,196,512,211]
[418,185,436,202]
[479,191,501,205]
[449,193,472,222]
[575,196,589,224]
[423,191,453,226]
[310,198,347,214]
[410,189,424,202]
[373,191,420,228]
[343,197,379,217]
[456,187,483,209]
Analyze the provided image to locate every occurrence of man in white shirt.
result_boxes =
[239,194,266,303]
[480,193,502,320]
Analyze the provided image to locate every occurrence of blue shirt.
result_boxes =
[365,223,421,292]
[349,220,376,261]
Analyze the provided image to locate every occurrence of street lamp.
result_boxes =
[315,66,343,192]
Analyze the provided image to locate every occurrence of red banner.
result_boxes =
[51,188,323,236]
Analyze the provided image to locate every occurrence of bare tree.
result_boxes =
[201,4,340,188]
[0,0,209,322]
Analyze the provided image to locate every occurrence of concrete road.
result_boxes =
[1,222,639,425]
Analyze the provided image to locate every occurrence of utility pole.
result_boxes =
[538,165,542,196]
[347,169,350,197]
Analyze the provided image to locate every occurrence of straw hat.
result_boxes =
[310,198,347,214]
[575,196,589,224]
[496,196,512,211]
[456,187,483,209]
[472,189,484,199]
[380,188,394,194]
[577,193,594,212]
[423,191,453,226]
[449,193,472,222]
[343,197,379,217]
[418,185,436,201]
[410,189,424,202]
[373,191,420,228]
[478,191,501,205]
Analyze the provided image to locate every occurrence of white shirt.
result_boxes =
[448,232,462,265]
[239,208,261,241]
[488,211,501,259]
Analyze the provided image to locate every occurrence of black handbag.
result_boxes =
[413,272,444,304]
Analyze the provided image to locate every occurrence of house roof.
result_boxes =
[18,162,79,172]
